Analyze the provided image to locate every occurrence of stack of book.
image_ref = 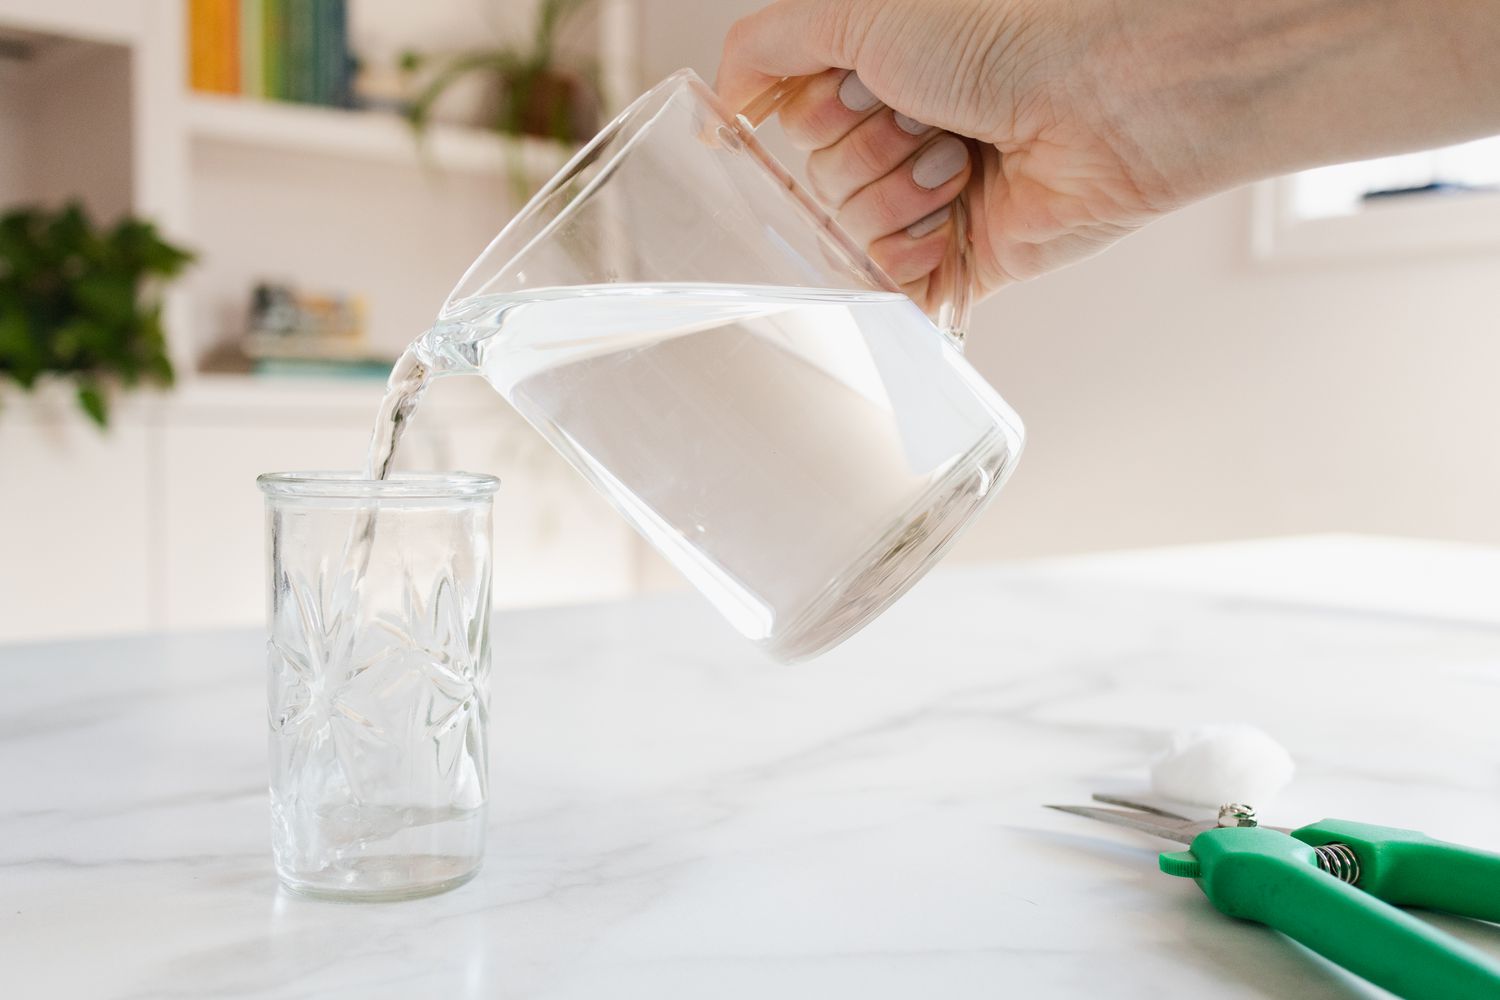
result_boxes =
[239,282,390,379]
[188,0,354,107]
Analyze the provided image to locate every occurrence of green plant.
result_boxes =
[400,0,599,195]
[0,202,192,427]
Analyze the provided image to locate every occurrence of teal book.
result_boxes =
[262,0,285,99]
[254,358,393,380]
[308,0,325,105]
[319,0,349,107]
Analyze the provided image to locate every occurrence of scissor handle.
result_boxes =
[1295,818,1500,924]
[738,75,974,348]
[1175,827,1500,1000]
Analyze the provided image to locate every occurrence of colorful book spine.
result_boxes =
[284,0,315,103]
[188,0,210,90]
[319,1,350,108]
[239,0,264,96]
[187,0,241,95]
[334,0,353,108]
[263,0,286,100]
[310,0,327,106]
[191,0,350,107]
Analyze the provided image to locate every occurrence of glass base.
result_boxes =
[764,429,1017,662]
[278,855,481,903]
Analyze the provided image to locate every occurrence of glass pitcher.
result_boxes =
[411,69,1024,661]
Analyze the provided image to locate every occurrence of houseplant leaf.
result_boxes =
[0,201,192,428]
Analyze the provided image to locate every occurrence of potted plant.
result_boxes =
[399,0,600,195]
[0,202,193,427]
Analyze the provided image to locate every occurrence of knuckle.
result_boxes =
[865,180,903,228]
[875,234,944,283]
[844,128,889,180]
[779,111,820,150]
[835,205,868,243]
[804,159,833,203]
[806,101,851,145]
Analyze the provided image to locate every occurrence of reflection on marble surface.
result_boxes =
[3,544,1499,998]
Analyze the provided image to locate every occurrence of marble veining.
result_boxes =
[3,541,1499,998]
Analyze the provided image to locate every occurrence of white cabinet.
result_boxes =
[0,377,644,642]
[440,423,641,609]
[155,404,370,632]
[0,391,153,641]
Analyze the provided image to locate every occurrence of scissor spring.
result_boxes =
[1314,843,1361,885]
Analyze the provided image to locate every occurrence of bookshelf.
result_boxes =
[176,3,638,370]
[0,0,640,375]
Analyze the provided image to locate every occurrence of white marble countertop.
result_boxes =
[5,536,1500,998]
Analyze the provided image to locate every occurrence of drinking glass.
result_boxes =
[257,471,499,901]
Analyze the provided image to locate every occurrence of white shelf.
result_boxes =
[166,370,515,418]
[1,371,520,427]
[184,93,576,178]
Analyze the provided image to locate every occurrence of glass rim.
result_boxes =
[442,67,709,311]
[257,471,500,499]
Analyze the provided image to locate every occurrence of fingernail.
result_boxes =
[907,204,951,238]
[837,72,880,112]
[912,136,968,189]
[893,112,931,136]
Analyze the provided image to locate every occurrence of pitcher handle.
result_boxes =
[738,76,973,349]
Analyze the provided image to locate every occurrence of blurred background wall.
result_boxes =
[1,0,1497,641]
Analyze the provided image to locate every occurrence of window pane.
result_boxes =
[1291,135,1500,219]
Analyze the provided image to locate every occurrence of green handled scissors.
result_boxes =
[1050,794,1500,999]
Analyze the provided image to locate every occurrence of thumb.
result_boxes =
[715,0,857,112]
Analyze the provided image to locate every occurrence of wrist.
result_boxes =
[1086,0,1500,206]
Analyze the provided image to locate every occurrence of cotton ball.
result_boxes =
[1150,723,1295,808]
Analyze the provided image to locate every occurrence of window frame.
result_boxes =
[1251,173,1500,263]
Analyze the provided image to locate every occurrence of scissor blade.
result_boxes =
[1046,804,1207,844]
[1090,793,1194,821]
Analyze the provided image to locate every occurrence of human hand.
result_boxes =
[717,0,1173,309]
[718,0,1500,308]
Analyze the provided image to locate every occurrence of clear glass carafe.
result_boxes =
[411,70,1023,661]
